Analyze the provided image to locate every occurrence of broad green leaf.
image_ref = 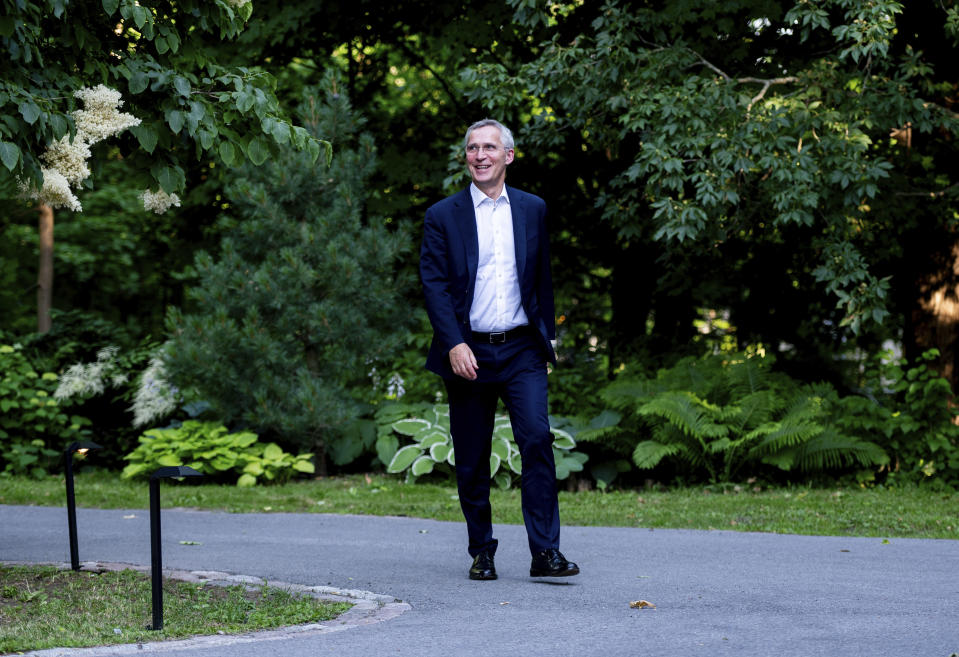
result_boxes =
[417,431,448,447]
[491,436,510,461]
[292,459,315,473]
[387,445,423,473]
[219,141,237,167]
[18,102,41,125]
[130,124,158,154]
[166,110,184,134]
[243,461,264,475]
[262,443,283,461]
[129,71,149,95]
[157,454,182,467]
[551,428,576,449]
[231,432,258,448]
[210,455,236,471]
[247,136,271,166]
[411,455,435,476]
[562,455,584,473]
[0,141,19,171]
[392,418,431,437]
[174,76,191,97]
[237,473,257,487]
[494,471,512,489]
[508,452,522,475]
[376,434,399,466]
[429,442,451,463]
[489,453,501,476]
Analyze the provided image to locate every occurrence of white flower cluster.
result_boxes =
[54,346,128,401]
[31,168,83,213]
[20,85,141,212]
[72,85,141,142]
[131,357,179,427]
[223,0,252,8]
[140,188,182,214]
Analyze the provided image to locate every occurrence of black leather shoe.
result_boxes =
[469,551,497,580]
[530,548,580,577]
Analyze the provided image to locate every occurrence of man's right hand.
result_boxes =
[449,343,479,380]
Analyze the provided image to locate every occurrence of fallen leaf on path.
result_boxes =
[123,514,136,519]
[500,602,510,605]
[630,600,656,609]
[179,540,201,546]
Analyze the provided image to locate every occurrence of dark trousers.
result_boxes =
[444,333,560,558]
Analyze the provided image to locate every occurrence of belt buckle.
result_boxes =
[489,331,506,344]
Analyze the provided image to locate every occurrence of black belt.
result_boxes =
[471,326,530,344]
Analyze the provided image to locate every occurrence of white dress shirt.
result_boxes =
[468,183,529,333]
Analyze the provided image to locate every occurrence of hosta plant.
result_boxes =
[379,403,587,488]
[121,420,314,486]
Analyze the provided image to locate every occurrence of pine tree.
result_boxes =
[164,77,412,473]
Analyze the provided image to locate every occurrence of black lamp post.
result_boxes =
[64,440,102,571]
[149,465,203,631]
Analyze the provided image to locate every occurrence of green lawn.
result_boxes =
[0,564,350,654]
[1,471,956,539]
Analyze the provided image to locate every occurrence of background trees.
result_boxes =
[2,0,958,486]
[164,81,412,473]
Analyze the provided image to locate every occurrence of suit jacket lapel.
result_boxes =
[509,185,527,282]
[455,189,479,287]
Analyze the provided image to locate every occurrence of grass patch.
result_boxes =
[1,471,957,539]
[0,564,351,654]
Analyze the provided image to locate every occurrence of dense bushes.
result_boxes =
[374,402,587,488]
[578,352,889,484]
[121,421,314,486]
[0,343,91,478]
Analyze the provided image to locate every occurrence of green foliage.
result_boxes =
[463,0,958,337]
[121,420,314,486]
[375,402,587,488]
[0,343,92,477]
[163,78,413,463]
[0,0,327,200]
[824,349,959,485]
[583,352,888,482]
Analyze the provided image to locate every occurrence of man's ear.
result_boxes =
[505,149,515,165]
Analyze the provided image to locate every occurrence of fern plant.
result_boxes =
[581,352,888,482]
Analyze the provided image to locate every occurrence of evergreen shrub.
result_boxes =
[164,77,412,472]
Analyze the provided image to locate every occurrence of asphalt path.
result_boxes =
[1,504,957,657]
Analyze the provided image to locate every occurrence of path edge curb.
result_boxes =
[2,560,411,656]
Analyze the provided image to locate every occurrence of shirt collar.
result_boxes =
[470,182,510,208]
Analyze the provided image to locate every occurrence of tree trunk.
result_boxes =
[37,203,54,334]
[910,240,959,390]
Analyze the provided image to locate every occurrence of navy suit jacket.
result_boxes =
[420,185,557,378]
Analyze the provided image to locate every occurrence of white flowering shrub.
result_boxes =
[71,85,140,141]
[54,346,128,401]
[131,357,179,428]
[18,85,141,212]
[140,188,182,214]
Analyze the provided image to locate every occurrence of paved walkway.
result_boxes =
[1,504,957,657]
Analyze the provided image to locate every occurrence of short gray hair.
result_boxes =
[464,119,515,151]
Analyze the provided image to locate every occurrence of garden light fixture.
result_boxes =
[63,440,102,571]
[149,465,203,630]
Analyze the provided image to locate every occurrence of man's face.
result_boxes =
[466,125,514,192]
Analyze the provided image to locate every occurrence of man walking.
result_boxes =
[420,119,579,580]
